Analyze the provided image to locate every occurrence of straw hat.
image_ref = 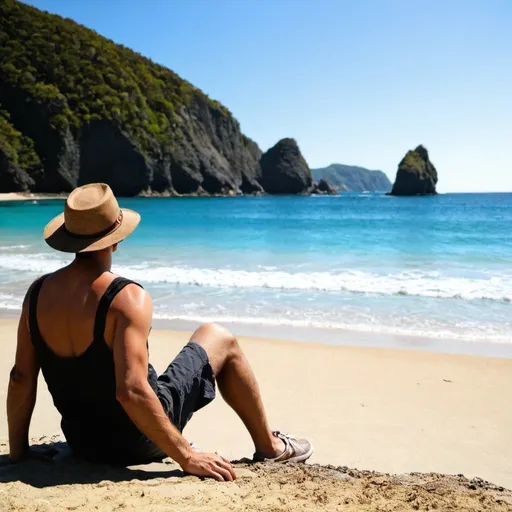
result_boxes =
[44,183,140,253]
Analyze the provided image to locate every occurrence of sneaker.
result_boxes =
[253,431,313,463]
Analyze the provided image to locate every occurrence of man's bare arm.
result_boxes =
[112,285,236,481]
[7,290,40,461]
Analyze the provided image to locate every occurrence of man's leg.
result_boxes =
[190,323,285,458]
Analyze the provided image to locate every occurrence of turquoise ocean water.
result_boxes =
[0,193,510,345]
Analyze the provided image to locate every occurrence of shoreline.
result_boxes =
[153,317,512,359]
[0,192,67,203]
[2,308,511,359]
[1,317,511,491]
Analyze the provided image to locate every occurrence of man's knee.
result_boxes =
[192,322,238,353]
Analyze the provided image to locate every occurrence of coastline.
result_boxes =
[2,307,511,359]
[0,192,67,203]
[153,317,512,359]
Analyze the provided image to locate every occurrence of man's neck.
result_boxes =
[69,255,112,275]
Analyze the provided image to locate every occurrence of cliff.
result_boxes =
[0,108,43,191]
[0,0,309,197]
[390,145,438,196]
[311,164,391,192]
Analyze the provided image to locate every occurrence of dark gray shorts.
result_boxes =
[157,341,216,432]
[128,341,216,463]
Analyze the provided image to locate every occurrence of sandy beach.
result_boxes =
[0,193,66,202]
[1,318,511,510]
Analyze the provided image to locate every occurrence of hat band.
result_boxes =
[63,211,124,239]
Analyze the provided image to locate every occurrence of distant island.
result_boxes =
[0,1,318,197]
[311,164,392,192]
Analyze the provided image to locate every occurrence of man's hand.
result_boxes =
[112,287,235,477]
[181,451,237,481]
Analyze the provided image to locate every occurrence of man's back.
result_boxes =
[36,268,122,357]
[29,265,158,463]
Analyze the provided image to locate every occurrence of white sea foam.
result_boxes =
[0,244,30,250]
[120,265,512,303]
[152,312,511,344]
[0,296,505,342]
[0,292,22,310]
[0,252,508,343]
[0,253,64,273]
[0,253,510,303]
[0,291,507,343]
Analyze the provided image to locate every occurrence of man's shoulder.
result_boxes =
[109,274,145,291]
[110,278,151,315]
[24,273,51,301]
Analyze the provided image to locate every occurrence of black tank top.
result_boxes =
[29,275,159,462]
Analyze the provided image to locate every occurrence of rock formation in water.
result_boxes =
[259,138,312,195]
[0,1,310,197]
[390,145,438,196]
[311,164,391,192]
[311,178,337,195]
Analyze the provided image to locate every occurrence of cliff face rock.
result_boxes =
[168,98,263,195]
[0,0,278,197]
[259,138,312,194]
[311,164,392,192]
[390,145,438,196]
[0,147,32,192]
[311,178,337,195]
[0,79,78,192]
[0,108,42,192]
[78,120,150,196]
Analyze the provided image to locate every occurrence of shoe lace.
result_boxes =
[273,430,293,441]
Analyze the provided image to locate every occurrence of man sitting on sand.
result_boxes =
[6,183,312,481]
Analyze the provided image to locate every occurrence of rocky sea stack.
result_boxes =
[311,178,337,195]
[390,145,438,196]
[0,1,309,197]
[259,138,312,195]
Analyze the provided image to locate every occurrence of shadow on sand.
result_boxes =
[0,441,184,488]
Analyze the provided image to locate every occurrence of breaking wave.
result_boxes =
[0,253,510,303]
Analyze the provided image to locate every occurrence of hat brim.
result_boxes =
[44,208,141,253]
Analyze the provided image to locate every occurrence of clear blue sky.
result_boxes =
[24,0,512,192]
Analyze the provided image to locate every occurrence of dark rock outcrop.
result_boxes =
[259,138,312,195]
[78,120,149,196]
[165,99,263,196]
[311,178,337,195]
[0,79,79,193]
[311,164,391,192]
[0,107,43,192]
[390,145,438,196]
[0,147,33,192]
